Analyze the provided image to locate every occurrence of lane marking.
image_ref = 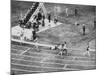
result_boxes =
[20,48,31,55]
[11,43,96,51]
[11,53,96,65]
[11,63,80,70]
[11,68,43,73]
[12,48,96,60]
[11,58,96,67]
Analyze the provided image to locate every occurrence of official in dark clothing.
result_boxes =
[36,12,42,26]
[75,8,78,17]
[27,22,31,29]
[82,24,86,35]
[32,30,37,41]
[48,13,51,23]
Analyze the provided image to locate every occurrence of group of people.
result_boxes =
[19,8,59,41]
[18,9,46,41]
[50,42,68,58]
[49,41,93,58]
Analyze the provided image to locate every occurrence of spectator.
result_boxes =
[58,44,64,57]
[66,8,69,17]
[42,19,45,27]
[37,12,42,21]
[35,24,39,31]
[54,16,58,24]
[27,22,32,29]
[48,13,51,23]
[32,30,37,41]
[32,22,37,30]
[42,15,45,27]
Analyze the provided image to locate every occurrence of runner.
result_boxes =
[27,22,32,29]
[58,44,65,58]
[63,42,68,55]
[83,45,90,57]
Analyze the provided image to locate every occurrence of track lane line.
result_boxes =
[11,53,96,65]
[11,48,96,60]
[11,57,96,67]
[11,63,80,71]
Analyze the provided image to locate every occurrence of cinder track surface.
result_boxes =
[11,43,96,74]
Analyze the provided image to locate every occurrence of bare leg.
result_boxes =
[83,51,90,57]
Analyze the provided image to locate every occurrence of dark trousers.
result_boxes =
[83,29,85,35]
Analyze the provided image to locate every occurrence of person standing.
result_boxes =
[32,22,36,30]
[58,44,65,58]
[35,24,39,31]
[94,20,96,29]
[32,30,37,41]
[66,8,69,17]
[75,8,78,17]
[48,13,51,23]
[37,12,42,21]
[82,24,86,35]
[11,72,16,75]
[42,15,45,27]
[54,16,58,24]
